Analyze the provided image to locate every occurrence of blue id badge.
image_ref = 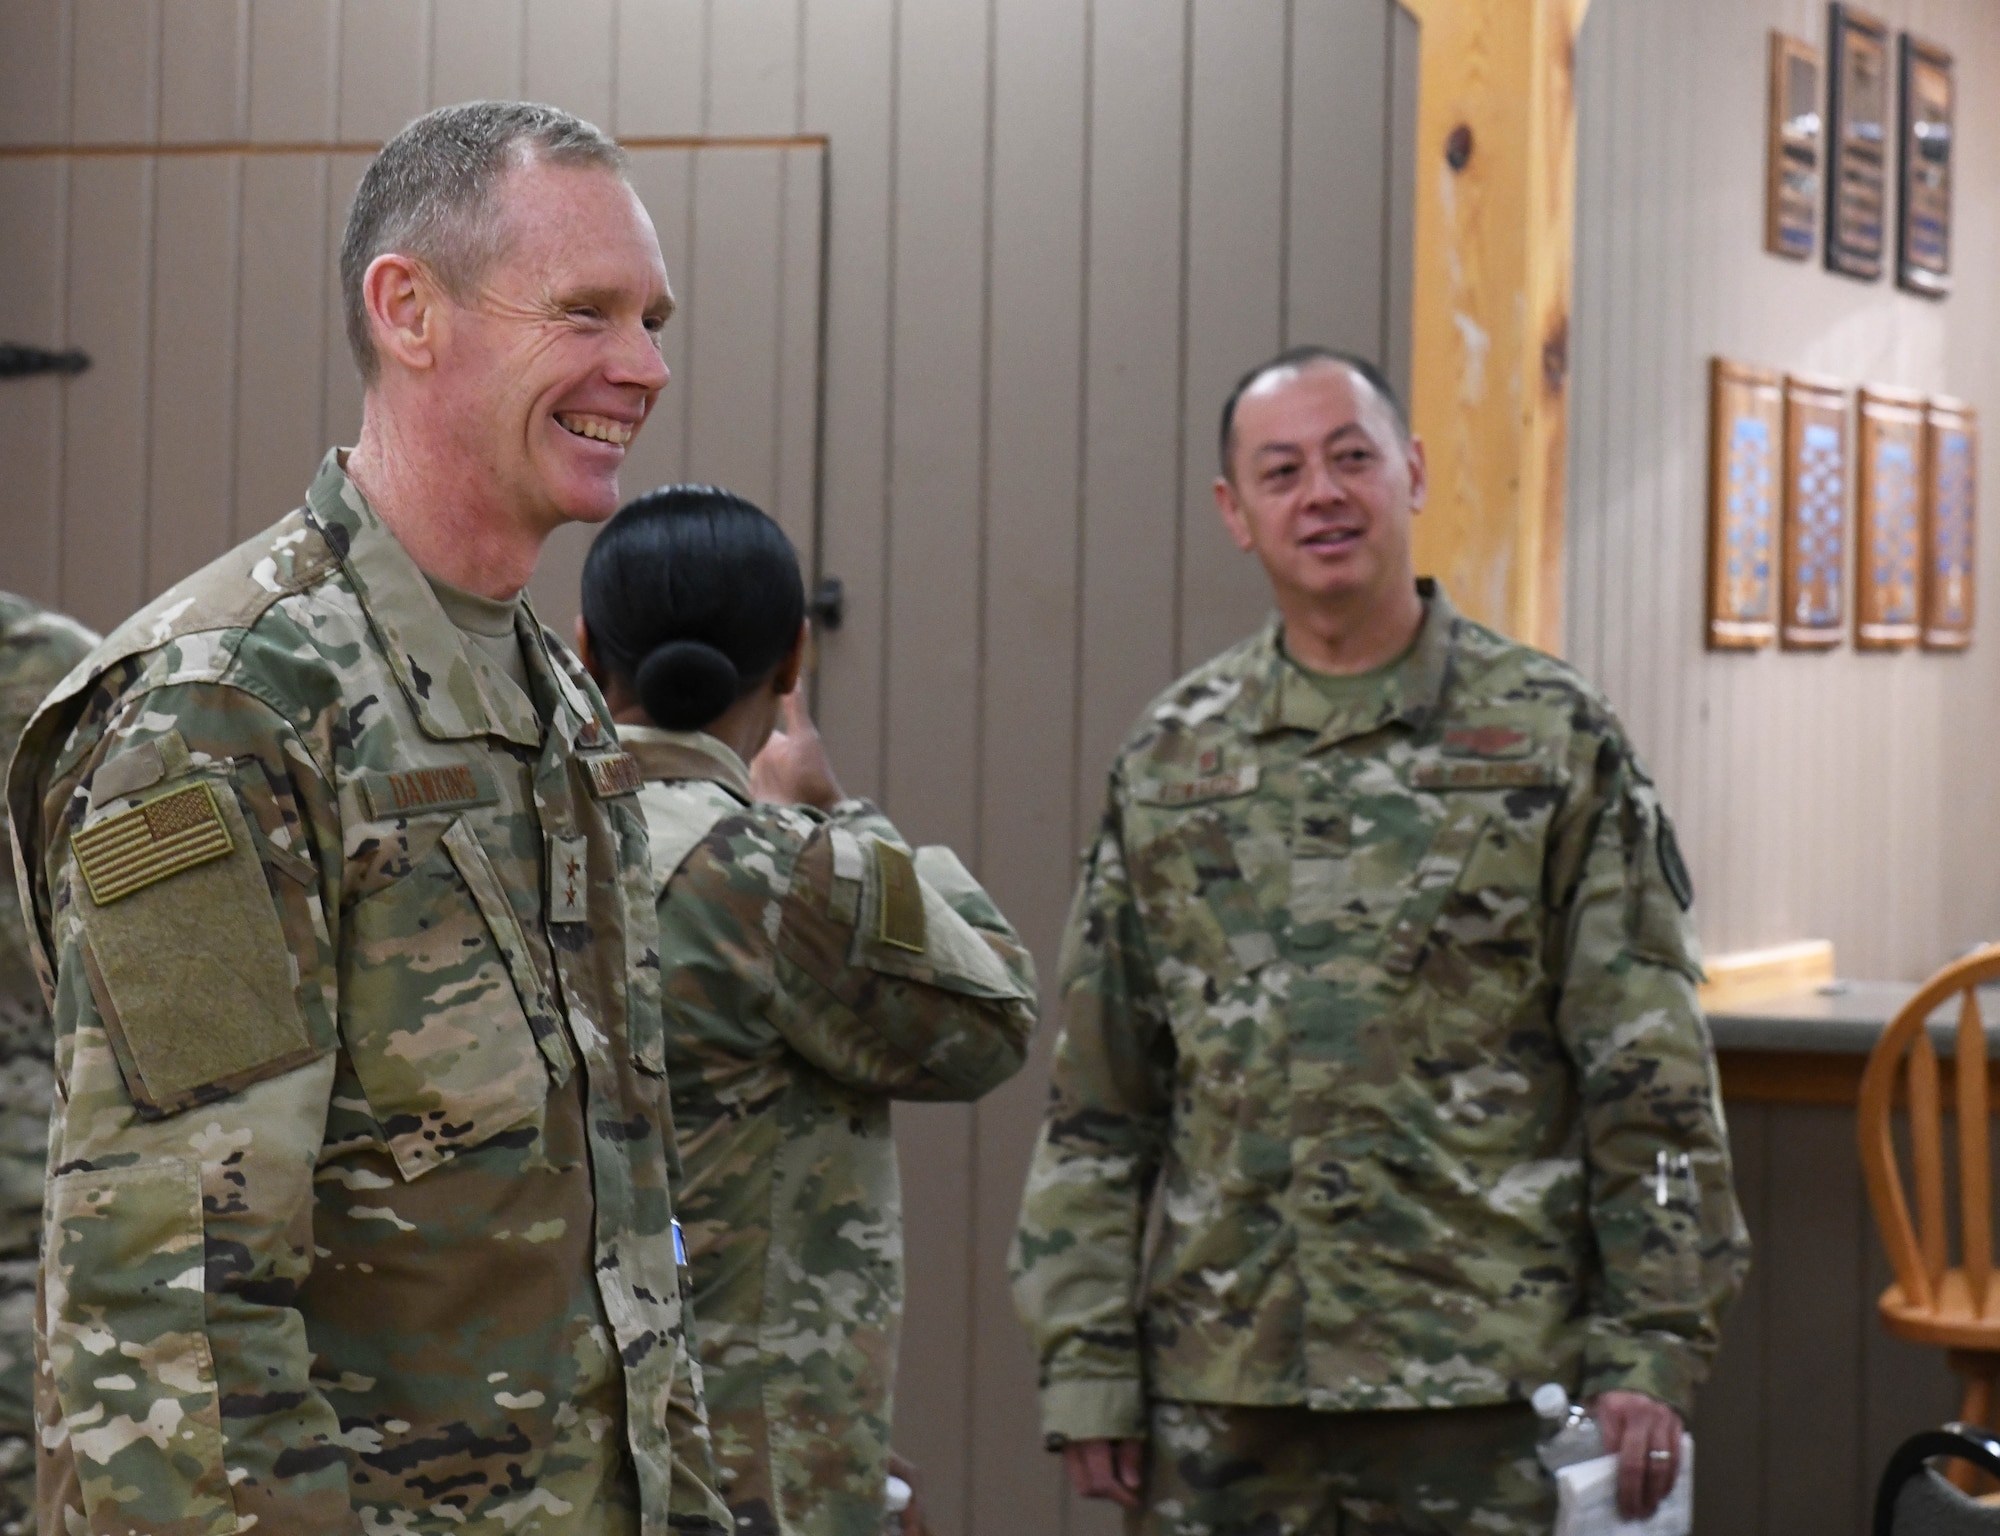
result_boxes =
[672,1219,686,1265]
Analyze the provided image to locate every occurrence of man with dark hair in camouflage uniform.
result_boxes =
[0,594,96,1534]
[9,102,729,1534]
[1011,347,1748,1534]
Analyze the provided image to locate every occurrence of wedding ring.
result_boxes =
[1646,1449,1673,1461]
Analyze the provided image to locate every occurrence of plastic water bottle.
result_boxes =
[1532,1383,1606,1472]
[883,1473,913,1535]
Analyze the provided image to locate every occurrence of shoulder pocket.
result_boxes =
[73,776,320,1116]
[337,817,572,1179]
[854,839,1029,1000]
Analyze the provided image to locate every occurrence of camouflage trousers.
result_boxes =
[1128,1399,1555,1536]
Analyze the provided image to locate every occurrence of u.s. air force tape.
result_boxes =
[72,783,234,906]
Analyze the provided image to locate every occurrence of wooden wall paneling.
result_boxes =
[800,0,895,799]
[60,156,153,633]
[0,0,70,146]
[684,148,786,516]
[1692,1100,1766,1534]
[429,0,526,108]
[1759,1105,1865,1533]
[1076,0,1188,791]
[146,154,242,596]
[338,0,429,144]
[1562,0,1612,690]
[524,0,614,128]
[319,153,370,454]
[772,145,824,566]
[1284,0,1387,359]
[1175,0,1286,675]
[1382,4,1419,408]
[235,154,331,538]
[71,0,160,145]
[161,0,249,144]
[705,0,802,136]
[613,0,705,139]
[970,0,1088,1525]
[0,160,68,603]
[882,4,994,1529]
[247,0,339,144]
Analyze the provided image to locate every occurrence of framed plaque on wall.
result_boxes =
[1707,359,1782,650]
[1826,4,1890,280]
[1922,396,1976,649]
[1856,385,1926,649]
[1780,374,1848,648]
[1767,33,1823,260]
[1898,34,1954,297]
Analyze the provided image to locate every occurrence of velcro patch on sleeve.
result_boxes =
[584,752,644,798]
[72,784,234,905]
[359,763,498,819]
[1409,760,1559,790]
[874,839,928,953]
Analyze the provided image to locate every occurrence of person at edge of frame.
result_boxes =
[1009,344,1749,1536]
[573,483,1040,1536]
[0,594,97,1536]
[7,100,734,1535]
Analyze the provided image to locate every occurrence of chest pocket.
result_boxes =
[1124,768,1276,989]
[338,816,575,1180]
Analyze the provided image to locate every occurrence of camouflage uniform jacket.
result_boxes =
[626,726,1037,1536]
[1011,583,1748,1442]
[0,597,96,1448]
[7,454,729,1536]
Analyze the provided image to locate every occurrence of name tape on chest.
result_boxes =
[1409,759,1558,790]
[583,752,644,798]
[72,783,234,905]
[359,764,498,820]
[1133,764,1260,807]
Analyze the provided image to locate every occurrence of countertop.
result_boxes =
[1707,980,2000,1055]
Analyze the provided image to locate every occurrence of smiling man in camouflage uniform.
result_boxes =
[1010,347,1748,1534]
[0,594,96,1535]
[8,103,729,1535]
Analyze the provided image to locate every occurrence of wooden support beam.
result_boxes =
[1398,0,1589,653]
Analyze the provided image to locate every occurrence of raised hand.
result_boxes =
[750,687,846,810]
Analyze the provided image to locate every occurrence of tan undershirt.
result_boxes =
[424,572,537,717]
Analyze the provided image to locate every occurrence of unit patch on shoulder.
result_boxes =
[72,783,233,906]
[584,752,644,799]
[359,764,497,820]
[874,839,927,953]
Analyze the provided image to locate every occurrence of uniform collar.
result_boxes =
[615,723,754,804]
[305,449,551,748]
[1251,579,1456,747]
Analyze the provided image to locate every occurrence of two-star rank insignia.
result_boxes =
[549,834,590,922]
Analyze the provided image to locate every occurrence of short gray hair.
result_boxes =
[339,100,628,383]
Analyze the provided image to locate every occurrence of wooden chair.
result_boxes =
[1860,946,2000,1490]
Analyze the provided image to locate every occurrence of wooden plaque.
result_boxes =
[1898,34,1953,297]
[1767,33,1823,260]
[1826,4,1890,281]
[1707,358,1782,650]
[1855,385,1926,648]
[1780,374,1848,648]
[1922,396,1976,649]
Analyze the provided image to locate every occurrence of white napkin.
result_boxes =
[1553,1434,1694,1536]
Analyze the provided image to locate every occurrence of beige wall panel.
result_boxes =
[524,0,614,127]
[0,0,71,146]
[320,153,370,452]
[161,0,249,143]
[1285,0,1386,358]
[1076,0,1188,793]
[247,0,339,143]
[772,147,823,563]
[685,148,785,514]
[236,155,331,538]
[801,0,895,797]
[430,0,525,106]
[0,161,69,603]
[71,0,160,145]
[611,0,704,138]
[970,0,1088,1523]
[338,0,429,143]
[60,157,152,632]
[1381,4,1417,405]
[705,0,800,136]
[146,155,242,595]
[1176,0,1286,674]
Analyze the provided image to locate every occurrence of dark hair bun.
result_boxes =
[637,641,740,731]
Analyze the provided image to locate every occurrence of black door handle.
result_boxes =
[810,576,845,632]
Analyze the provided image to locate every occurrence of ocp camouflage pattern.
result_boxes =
[8,453,729,1535]
[1011,583,1749,1443]
[621,727,1037,1535]
[0,593,96,1534]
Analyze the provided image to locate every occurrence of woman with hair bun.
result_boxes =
[576,485,1038,1536]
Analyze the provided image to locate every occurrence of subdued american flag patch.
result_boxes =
[72,783,234,905]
